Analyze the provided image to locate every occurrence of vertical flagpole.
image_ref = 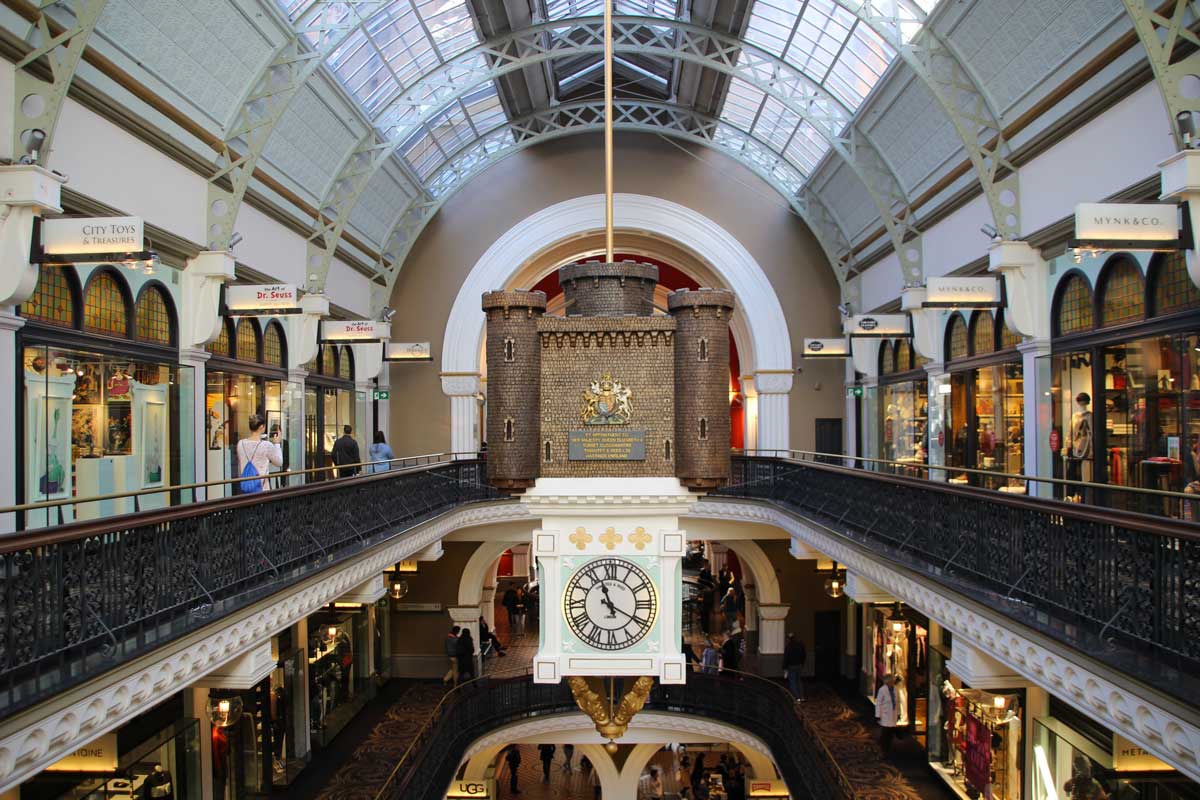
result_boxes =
[604,0,614,261]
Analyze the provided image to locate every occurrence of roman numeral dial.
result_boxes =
[562,557,658,651]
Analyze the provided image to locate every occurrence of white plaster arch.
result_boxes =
[677,526,782,605]
[459,540,527,606]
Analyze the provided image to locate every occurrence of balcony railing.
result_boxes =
[373,669,854,800]
[0,458,499,721]
[717,454,1200,707]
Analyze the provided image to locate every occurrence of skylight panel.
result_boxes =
[784,122,826,175]
[544,0,682,20]
[721,79,766,132]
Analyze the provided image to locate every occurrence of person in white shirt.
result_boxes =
[874,673,900,753]
[236,415,283,492]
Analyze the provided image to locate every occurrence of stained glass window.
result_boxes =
[1099,258,1145,327]
[236,319,260,362]
[946,314,968,361]
[971,312,994,355]
[880,341,894,375]
[207,321,231,356]
[895,340,912,372]
[322,345,336,376]
[1056,275,1094,336]
[263,323,285,367]
[134,287,172,345]
[83,271,128,337]
[998,311,1022,350]
[22,266,76,327]
[339,346,354,380]
[1153,251,1200,316]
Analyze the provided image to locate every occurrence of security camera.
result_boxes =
[228,232,244,248]
[837,303,852,317]
[380,307,396,323]
[18,128,46,164]
[1178,111,1198,148]
[980,224,999,240]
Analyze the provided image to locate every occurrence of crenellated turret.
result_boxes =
[482,290,547,489]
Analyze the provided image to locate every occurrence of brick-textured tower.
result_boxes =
[668,288,737,488]
[482,290,547,488]
[560,261,659,317]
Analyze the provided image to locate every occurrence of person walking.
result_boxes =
[502,587,519,631]
[721,630,743,673]
[442,625,461,685]
[505,746,522,795]
[331,425,361,477]
[648,767,665,799]
[690,753,706,796]
[701,638,720,675]
[456,628,476,682]
[875,674,900,753]
[367,431,393,473]
[514,586,527,637]
[783,633,807,701]
[562,743,574,772]
[698,567,715,634]
[235,415,283,494]
[538,744,556,782]
[720,588,738,633]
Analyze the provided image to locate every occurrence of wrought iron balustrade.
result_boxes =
[0,460,498,720]
[718,455,1200,705]
[374,670,853,800]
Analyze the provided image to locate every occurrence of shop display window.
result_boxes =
[862,604,930,746]
[935,682,1024,800]
[205,372,286,493]
[973,364,1024,489]
[308,606,376,749]
[879,380,927,466]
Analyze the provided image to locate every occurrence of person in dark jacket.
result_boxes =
[721,631,743,673]
[479,616,506,657]
[331,425,361,477]
[456,628,476,682]
[782,633,807,701]
[502,587,519,629]
[505,746,522,794]
[538,744,556,781]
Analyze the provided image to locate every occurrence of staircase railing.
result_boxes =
[0,459,499,720]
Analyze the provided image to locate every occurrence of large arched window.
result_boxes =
[235,318,261,362]
[207,320,232,357]
[321,345,336,376]
[1054,273,1094,336]
[83,270,129,337]
[22,266,77,328]
[1098,257,1145,327]
[1151,251,1200,316]
[997,310,1022,350]
[339,346,354,381]
[895,339,912,371]
[879,340,894,375]
[946,314,968,361]
[263,322,286,367]
[134,285,174,345]
[970,311,994,356]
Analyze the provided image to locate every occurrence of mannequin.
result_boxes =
[1066,392,1093,485]
[145,763,174,799]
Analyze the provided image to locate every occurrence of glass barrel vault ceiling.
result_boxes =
[276,0,938,203]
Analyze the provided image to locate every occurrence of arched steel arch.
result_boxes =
[368,99,860,300]
[1123,0,1200,151]
[303,15,917,294]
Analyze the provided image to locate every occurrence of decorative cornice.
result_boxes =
[691,499,1200,781]
[0,500,523,792]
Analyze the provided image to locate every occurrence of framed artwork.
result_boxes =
[105,364,133,402]
[72,406,102,459]
[266,411,282,438]
[75,363,102,404]
[105,405,132,455]
[206,393,227,451]
[142,402,165,486]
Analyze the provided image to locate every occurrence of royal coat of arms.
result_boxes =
[581,374,633,425]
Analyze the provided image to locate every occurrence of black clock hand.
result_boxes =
[598,584,618,617]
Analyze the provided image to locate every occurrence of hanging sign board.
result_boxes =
[446,779,494,798]
[922,277,1001,308]
[1113,735,1173,771]
[320,320,390,343]
[1070,202,1181,251]
[384,341,432,362]
[225,284,301,315]
[45,732,118,772]
[846,314,909,338]
[38,216,148,263]
[803,338,850,358]
[748,779,791,797]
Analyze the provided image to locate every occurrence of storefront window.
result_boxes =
[971,311,994,356]
[1055,273,1095,336]
[1099,257,1145,327]
[935,683,1024,800]
[339,346,354,381]
[134,285,173,345]
[22,265,77,327]
[322,346,336,376]
[263,322,285,368]
[309,606,376,749]
[1152,251,1200,316]
[974,364,1024,489]
[83,270,129,336]
[235,318,260,362]
[207,320,232,357]
[862,604,930,746]
[947,314,969,361]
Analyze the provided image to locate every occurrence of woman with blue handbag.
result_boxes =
[236,415,283,494]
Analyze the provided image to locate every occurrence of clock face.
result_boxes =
[563,557,658,651]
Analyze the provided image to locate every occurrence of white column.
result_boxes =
[754,371,793,453]
[179,348,210,501]
[480,585,497,629]
[0,310,25,534]
[285,368,307,485]
[448,606,482,677]
[295,618,312,760]
[741,375,759,451]
[442,373,482,457]
[925,363,948,481]
[354,379,372,457]
[743,583,758,633]
[1019,339,1053,498]
[756,603,790,657]
[183,688,214,800]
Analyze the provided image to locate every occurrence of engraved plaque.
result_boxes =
[568,429,647,460]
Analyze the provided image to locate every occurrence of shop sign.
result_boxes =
[320,320,390,343]
[42,216,143,256]
[45,732,118,771]
[384,341,432,362]
[846,314,909,338]
[803,338,850,358]
[923,277,1001,308]
[748,778,790,797]
[1071,202,1180,251]
[964,714,992,793]
[226,283,301,315]
[446,779,493,798]
[1049,429,1061,454]
[1113,735,1173,771]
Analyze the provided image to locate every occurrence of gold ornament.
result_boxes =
[581,374,633,425]
[567,675,655,750]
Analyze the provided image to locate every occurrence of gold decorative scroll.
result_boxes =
[567,675,655,750]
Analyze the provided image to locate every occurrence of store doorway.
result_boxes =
[815,418,843,461]
[813,610,841,681]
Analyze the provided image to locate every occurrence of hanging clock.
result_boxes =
[563,557,658,650]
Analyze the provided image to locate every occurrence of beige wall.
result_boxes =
[387,133,845,456]
[389,542,478,656]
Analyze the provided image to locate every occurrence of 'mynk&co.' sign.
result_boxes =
[803,337,850,358]
[226,284,301,315]
[923,276,1000,308]
[1071,202,1181,251]
[846,314,909,338]
[320,320,390,343]
[40,215,145,260]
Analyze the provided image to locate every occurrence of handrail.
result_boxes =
[371,668,855,800]
[737,448,1200,503]
[719,455,1200,707]
[0,450,481,517]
